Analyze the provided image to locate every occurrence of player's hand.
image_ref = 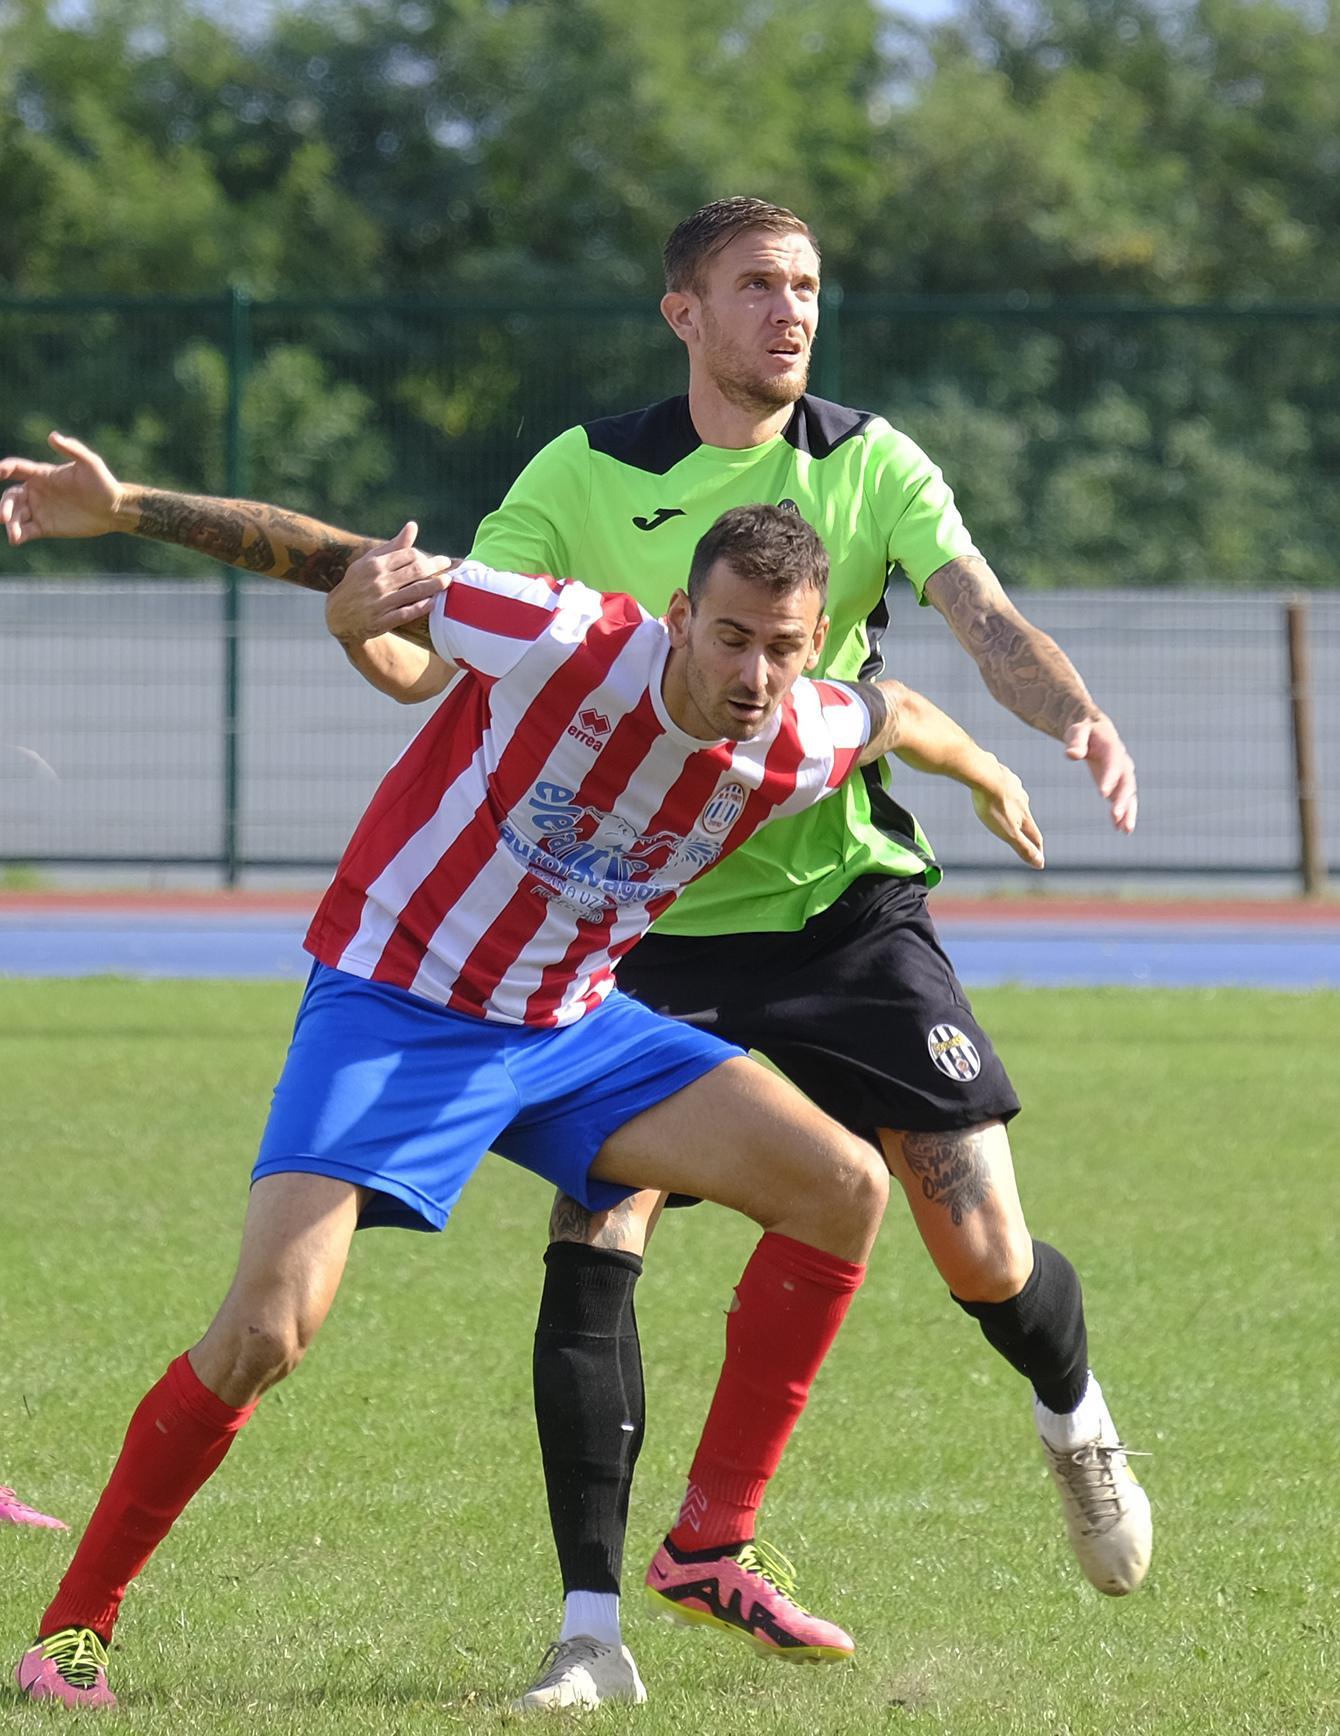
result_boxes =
[1064,713,1138,833]
[325,521,454,644]
[971,762,1045,870]
[0,432,125,545]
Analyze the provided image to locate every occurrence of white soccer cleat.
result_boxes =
[511,1634,648,1713]
[1036,1389,1152,1596]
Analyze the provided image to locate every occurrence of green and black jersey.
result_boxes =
[469,392,979,937]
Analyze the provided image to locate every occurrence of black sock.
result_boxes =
[533,1242,645,1596]
[952,1239,1089,1413]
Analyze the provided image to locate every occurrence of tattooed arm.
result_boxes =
[848,678,1044,869]
[129,486,451,690]
[0,431,451,696]
[923,555,1137,832]
[127,488,370,595]
[126,482,454,692]
[0,431,371,592]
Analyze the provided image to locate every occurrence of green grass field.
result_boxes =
[2,980,1337,1735]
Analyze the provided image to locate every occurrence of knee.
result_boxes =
[204,1314,312,1406]
[947,1229,1036,1304]
[827,1137,891,1237]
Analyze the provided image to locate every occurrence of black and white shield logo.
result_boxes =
[700,780,747,836]
[927,1023,982,1082]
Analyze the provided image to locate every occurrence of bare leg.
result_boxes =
[878,1119,1034,1301]
[192,1172,369,1403]
[37,1173,367,1646]
[548,1187,665,1253]
[591,1056,885,1261]
[881,1120,1148,1592]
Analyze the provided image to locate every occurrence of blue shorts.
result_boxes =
[253,962,743,1232]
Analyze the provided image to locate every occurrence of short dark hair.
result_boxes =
[687,504,829,611]
[663,197,820,295]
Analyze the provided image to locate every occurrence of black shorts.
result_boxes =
[616,874,1020,1146]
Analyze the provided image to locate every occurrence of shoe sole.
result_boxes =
[644,1586,853,1663]
[511,1689,648,1712]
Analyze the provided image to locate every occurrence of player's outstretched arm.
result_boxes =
[0,432,374,593]
[924,554,1137,834]
[852,678,1044,870]
[1,432,454,701]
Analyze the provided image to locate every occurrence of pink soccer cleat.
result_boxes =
[15,1627,117,1709]
[0,1485,67,1530]
[645,1535,855,1662]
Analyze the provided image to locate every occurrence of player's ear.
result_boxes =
[665,587,692,646]
[805,613,830,670]
[660,291,698,346]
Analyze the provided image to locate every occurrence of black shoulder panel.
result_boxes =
[782,395,875,459]
[582,396,701,476]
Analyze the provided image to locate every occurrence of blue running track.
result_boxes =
[3,909,1339,990]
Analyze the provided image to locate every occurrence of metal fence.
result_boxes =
[3,580,1335,888]
[2,291,1338,585]
[1,292,1337,886]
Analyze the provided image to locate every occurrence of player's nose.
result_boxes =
[737,651,768,693]
[776,287,809,325]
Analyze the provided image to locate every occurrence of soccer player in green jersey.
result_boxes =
[2,197,1149,1713]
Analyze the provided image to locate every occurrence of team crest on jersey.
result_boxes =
[927,1023,982,1082]
[700,780,747,836]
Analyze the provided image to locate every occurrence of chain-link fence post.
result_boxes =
[222,285,251,887]
[1286,596,1327,897]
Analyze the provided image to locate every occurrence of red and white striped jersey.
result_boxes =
[306,561,871,1026]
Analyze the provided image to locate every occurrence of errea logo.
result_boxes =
[568,706,612,750]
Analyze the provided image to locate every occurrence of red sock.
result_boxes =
[668,1232,864,1553]
[41,1353,256,1641]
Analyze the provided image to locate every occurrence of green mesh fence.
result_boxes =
[1,294,1336,883]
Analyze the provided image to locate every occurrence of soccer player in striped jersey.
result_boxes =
[11,505,1044,1711]
[1,197,1150,1709]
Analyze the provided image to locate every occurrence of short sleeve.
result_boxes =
[864,419,980,603]
[430,561,573,680]
[767,678,872,818]
[810,679,873,789]
[468,426,591,579]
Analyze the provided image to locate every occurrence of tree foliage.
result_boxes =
[1,0,1337,582]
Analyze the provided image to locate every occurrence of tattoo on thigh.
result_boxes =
[548,1191,640,1250]
[595,1196,645,1250]
[900,1130,992,1226]
[549,1192,598,1244]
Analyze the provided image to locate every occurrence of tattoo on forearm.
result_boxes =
[900,1128,993,1226]
[132,490,367,593]
[929,559,1098,740]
